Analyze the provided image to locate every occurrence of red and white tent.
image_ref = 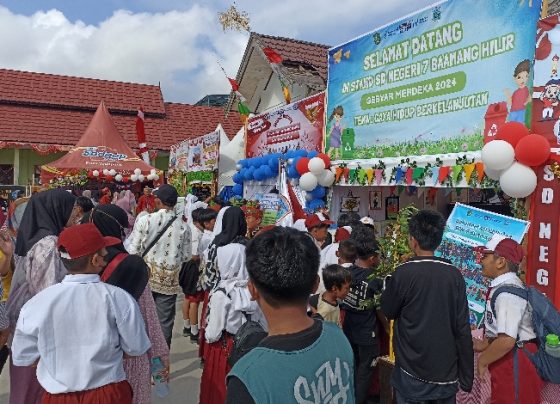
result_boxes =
[41,101,159,183]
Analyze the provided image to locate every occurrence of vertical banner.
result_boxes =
[436,203,530,326]
[246,93,325,157]
[202,130,220,171]
[527,163,560,308]
[187,137,204,172]
[326,0,542,161]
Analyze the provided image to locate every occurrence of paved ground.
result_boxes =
[0,296,202,403]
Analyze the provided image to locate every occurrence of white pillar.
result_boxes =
[13,148,20,185]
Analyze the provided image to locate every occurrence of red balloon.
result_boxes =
[296,157,310,175]
[106,175,113,182]
[317,153,331,168]
[87,170,94,178]
[515,134,551,167]
[496,122,530,147]
[122,176,129,183]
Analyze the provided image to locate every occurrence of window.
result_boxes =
[33,165,42,185]
[0,165,14,185]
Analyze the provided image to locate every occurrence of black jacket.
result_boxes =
[381,256,474,392]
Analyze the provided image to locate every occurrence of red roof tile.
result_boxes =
[254,33,330,79]
[0,68,166,115]
[0,103,241,151]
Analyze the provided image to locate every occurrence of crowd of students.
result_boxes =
[0,186,556,404]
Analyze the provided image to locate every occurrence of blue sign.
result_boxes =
[326,0,543,160]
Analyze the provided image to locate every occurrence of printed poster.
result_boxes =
[253,193,291,226]
[246,93,325,157]
[532,14,560,147]
[202,130,220,171]
[169,140,189,171]
[436,203,530,327]
[326,0,542,160]
[187,137,204,172]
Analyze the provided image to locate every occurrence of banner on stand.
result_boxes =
[252,193,291,226]
[246,93,325,157]
[436,203,530,327]
[170,129,221,172]
[326,0,542,161]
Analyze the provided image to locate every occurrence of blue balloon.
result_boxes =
[244,170,254,181]
[262,165,274,178]
[307,199,326,210]
[269,161,279,174]
[232,173,244,184]
[285,150,296,158]
[287,165,300,178]
[294,149,307,157]
[232,184,243,196]
[238,159,248,168]
[268,157,279,170]
[254,168,265,181]
[307,150,319,158]
[310,186,326,199]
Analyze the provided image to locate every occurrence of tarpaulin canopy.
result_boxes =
[41,101,158,182]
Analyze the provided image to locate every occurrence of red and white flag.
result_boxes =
[136,107,150,164]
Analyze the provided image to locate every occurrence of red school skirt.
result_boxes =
[199,334,234,404]
[198,290,211,359]
[42,380,132,404]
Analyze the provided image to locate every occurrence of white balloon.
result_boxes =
[305,193,313,201]
[154,175,159,181]
[499,162,537,198]
[150,169,157,175]
[115,174,123,182]
[138,174,145,182]
[134,168,142,175]
[481,140,515,171]
[92,170,99,177]
[146,174,154,181]
[102,169,109,176]
[308,157,326,174]
[236,164,242,170]
[287,158,294,165]
[317,169,335,187]
[130,174,138,181]
[299,172,318,191]
[109,169,116,176]
[484,167,503,181]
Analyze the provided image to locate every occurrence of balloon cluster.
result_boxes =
[88,167,159,183]
[232,150,336,209]
[481,122,551,198]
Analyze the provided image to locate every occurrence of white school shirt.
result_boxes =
[198,230,214,257]
[12,274,151,394]
[484,272,536,341]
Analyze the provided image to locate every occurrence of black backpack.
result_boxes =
[227,317,267,367]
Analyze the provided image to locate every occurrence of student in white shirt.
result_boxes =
[12,223,150,403]
[474,235,543,404]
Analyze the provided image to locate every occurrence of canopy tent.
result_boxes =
[41,101,159,182]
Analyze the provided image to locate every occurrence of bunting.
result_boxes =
[405,168,413,185]
[451,165,463,184]
[438,166,451,184]
[464,163,476,184]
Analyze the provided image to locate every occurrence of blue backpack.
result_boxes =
[490,285,560,383]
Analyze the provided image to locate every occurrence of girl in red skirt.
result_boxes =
[199,207,265,404]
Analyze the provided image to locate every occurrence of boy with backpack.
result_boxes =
[475,235,544,404]
[227,226,355,403]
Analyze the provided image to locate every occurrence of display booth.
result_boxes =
[41,102,162,194]
[168,126,229,200]
[321,0,560,402]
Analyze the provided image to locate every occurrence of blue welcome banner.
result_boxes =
[436,203,530,327]
[326,0,542,161]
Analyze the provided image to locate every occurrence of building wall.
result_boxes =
[19,150,66,185]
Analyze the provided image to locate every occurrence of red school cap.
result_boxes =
[58,223,121,259]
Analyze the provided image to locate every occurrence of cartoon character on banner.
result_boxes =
[539,79,560,121]
[504,59,531,123]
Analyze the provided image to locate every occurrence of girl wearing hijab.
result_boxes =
[6,188,75,404]
[115,190,137,235]
[199,206,258,404]
[84,205,169,404]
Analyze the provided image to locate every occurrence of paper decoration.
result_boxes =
[451,165,463,184]
[464,163,476,184]
[412,167,425,181]
[375,169,383,185]
[366,168,374,184]
[438,166,451,184]
[405,168,414,185]
[431,167,440,186]
[475,162,485,183]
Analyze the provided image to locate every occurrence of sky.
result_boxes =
[0,0,436,104]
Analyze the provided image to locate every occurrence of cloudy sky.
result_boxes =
[0,0,435,103]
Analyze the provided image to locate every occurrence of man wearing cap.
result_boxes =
[128,184,191,347]
[305,212,334,250]
[11,223,150,403]
[474,235,543,404]
[136,186,156,215]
